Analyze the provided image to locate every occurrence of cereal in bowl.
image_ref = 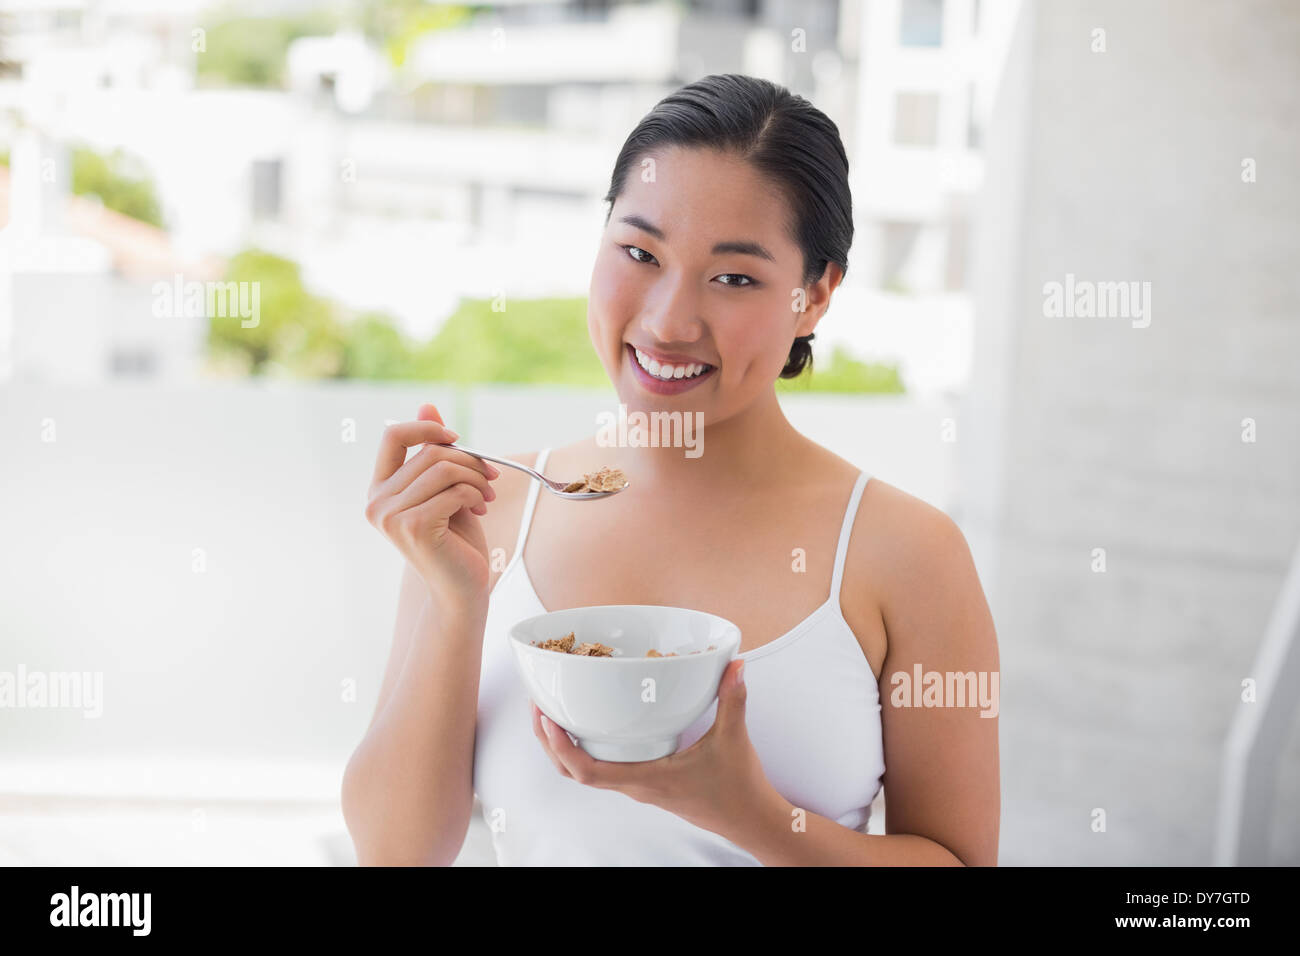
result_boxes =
[534,632,576,653]
[531,632,616,657]
[533,634,719,658]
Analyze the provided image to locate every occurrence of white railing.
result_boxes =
[1215,538,1300,865]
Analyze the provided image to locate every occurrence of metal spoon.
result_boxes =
[439,442,628,500]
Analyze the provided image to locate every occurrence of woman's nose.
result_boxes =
[639,276,704,343]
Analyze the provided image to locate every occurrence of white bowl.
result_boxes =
[507,605,742,762]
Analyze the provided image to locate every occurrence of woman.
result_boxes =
[342,74,1000,866]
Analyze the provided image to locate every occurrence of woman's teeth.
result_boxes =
[634,347,711,380]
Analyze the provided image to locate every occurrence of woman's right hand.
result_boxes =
[364,404,501,609]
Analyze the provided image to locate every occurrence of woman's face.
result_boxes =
[588,146,828,424]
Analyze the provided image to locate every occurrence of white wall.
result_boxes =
[964,0,1300,864]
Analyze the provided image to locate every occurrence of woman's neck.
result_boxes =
[591,389,806,495]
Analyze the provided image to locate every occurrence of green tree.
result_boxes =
[409,296,609,385]
[206,249,347,377]
[341,312,417,379]
[71,147,164,227]
[196,11,338,87]
[775,345,905,394]
[355,0,476,68]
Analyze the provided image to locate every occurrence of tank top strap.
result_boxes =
[829,471,871,599]
[512,447,552,559]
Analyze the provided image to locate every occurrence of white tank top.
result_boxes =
[473,448,884,865]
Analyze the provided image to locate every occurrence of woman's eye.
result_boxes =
[622,245,657,265]
[716,274,755,287]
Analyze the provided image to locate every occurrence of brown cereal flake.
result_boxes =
[533,632,576,653]
[572,641,615,657]
[563,466,628,494]
[532,632,708,659]
[533,633,614,656]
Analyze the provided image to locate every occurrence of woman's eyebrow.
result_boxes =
[712,239,775,262]
[619,214,775,262]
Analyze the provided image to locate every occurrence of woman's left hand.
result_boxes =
[530,659,775,839]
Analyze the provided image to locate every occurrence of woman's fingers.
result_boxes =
[532,705,573,779]
[383,441,499,497]
[370,420,460,486]
[393,482,490,534]
[386,458,495,517]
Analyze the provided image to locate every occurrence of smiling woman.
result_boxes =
[591,73,854,388]
[342,74,1000,868]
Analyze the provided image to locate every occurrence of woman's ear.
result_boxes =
[795,261,845,337]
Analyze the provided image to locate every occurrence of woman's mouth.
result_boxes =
[625,343,717,395]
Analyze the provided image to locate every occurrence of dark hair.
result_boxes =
[602,73,853,379]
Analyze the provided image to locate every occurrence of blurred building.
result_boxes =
[0,130,221,384]
[836,0,1021,393]
[273,0,848,337]
[0,0,1018,391]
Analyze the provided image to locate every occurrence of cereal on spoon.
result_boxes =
[562,466,629,494]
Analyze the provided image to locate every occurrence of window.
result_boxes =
[900,0,943,46]
[967,84,981,150]
[109,348,157,377]
[945,219,969,292]
[488,85,548,127]
[879,222,923,292]
[893,92,940,147]
[251,158,282,219]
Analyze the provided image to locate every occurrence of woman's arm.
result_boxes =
[718,505,1001,866]
[340,562,490,866]
[341,447,533,866]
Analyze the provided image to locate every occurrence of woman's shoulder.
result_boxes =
[859,475,961,543]
[853,471,969,579]
[843,471,983,654]
[863,476,967,564]
[837,463,972,632]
